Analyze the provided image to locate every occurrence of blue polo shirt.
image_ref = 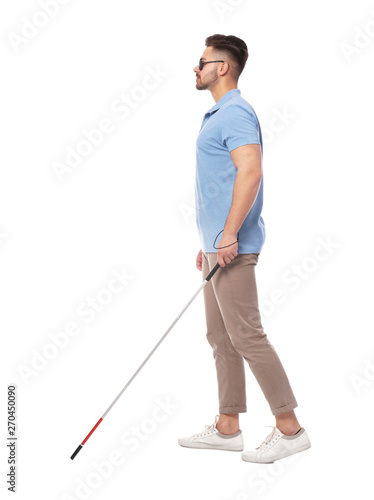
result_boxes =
[195,88,266,253]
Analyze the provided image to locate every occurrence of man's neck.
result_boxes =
[210,83,238,103]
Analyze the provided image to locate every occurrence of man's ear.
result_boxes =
[220,61,231,76]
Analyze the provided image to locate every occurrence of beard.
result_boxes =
[196,70,219,90]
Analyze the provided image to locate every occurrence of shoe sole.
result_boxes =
[241,442,311,463]
[178,441,243,452]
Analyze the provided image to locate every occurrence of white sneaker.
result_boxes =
[178,415,244,451]
[242,425,311,464]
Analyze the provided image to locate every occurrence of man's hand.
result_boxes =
[196,249,203,271]
[216,231,238,267]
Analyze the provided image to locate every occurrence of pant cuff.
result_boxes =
[219,405,247,414]
[271,400,298,416]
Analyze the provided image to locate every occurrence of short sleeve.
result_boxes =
[221,104,260,152]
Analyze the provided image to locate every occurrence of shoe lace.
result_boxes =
[193,415,219,438]
[255,426,279,451]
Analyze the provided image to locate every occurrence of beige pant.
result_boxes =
[202,252,298,416]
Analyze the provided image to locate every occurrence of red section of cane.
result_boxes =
[70,418,103,460]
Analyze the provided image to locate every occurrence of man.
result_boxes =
[178,35,311,463]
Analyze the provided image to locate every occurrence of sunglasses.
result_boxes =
[199,58,225,71]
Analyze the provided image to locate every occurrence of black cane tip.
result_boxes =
[70,444,83,460]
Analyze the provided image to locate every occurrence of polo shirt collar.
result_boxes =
[205,88,241,115]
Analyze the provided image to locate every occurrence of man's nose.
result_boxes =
[193,65,199,73]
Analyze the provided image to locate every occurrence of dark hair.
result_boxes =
[205,34,248,78]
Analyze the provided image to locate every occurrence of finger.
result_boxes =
[226,254,236,264]
[218,256,225,267]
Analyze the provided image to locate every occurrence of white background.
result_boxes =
[1,0,373,498]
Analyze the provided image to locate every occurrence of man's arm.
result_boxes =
[217,143,262,267]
